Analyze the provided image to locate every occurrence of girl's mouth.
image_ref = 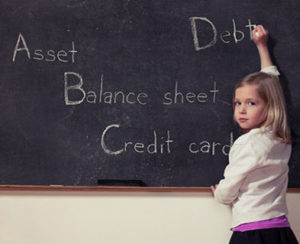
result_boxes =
[239,118,248,123]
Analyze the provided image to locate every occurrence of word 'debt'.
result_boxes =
[190,18,256,51]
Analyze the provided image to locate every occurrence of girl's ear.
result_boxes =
[260,105,269,127]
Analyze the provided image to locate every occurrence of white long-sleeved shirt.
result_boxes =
[214,66,291,228]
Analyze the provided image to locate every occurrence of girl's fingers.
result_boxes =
[252,25,268,43]
[253,26,262,37]
[253,25,268,35]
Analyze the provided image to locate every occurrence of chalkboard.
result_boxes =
[0,0,299,187]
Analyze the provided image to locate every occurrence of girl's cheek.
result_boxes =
[233,112,238,122]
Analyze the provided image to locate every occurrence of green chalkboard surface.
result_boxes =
[0,0,299,187]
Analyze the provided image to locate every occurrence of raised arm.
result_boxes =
[252,25,273,69]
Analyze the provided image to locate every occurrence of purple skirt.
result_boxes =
[229,227,298,244]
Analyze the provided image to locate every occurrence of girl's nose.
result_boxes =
[239,104,246,113]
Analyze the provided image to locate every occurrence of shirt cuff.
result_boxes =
[260,66,280,76]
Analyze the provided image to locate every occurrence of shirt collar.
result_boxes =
[247,126,272,135]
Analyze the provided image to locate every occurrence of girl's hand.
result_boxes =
[252,25,269,47]
[210,184,218,196]
[252,25,273,69]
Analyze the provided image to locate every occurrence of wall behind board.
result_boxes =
[0,191,299,244]
[0,0,300,187]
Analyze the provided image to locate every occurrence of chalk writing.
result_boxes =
[100,124,233,156]
[64,72,149,105]
[12,33,77,63]
[189,132,233,156]
[64,73,218,106]
[101,124,174,155]
[190,18,256,51]
[163,81,218,105]
[11,17,255,160]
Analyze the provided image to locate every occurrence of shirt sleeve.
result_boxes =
[214,137,265,205]
[261,65,280,76]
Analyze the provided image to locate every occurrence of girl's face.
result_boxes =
[234,84,267,131]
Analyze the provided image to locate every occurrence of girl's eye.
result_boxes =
[248,101,256,106]
[234,101,240,106]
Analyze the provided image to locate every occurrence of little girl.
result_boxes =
[211,25,298,244]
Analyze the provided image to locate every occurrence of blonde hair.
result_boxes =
[234,72,291,143]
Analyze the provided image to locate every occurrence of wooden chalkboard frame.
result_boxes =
[0,185,299,193]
